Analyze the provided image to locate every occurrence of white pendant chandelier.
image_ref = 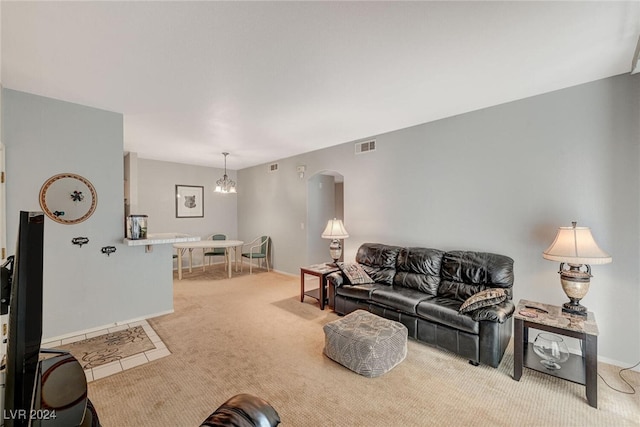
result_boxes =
[214,152,237,193]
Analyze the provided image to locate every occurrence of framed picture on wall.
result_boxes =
[175,185,204,218]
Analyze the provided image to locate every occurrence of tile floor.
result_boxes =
[41,319,170,383]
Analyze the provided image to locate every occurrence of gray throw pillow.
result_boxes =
[459,288,506,314]
[337,262,375,285]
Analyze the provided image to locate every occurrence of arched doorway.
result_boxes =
[306,170,344,265]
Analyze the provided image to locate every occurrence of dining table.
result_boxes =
[173,240,244,280]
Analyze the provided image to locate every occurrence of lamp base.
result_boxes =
[328,239,342,266]
[562,300,588,316]
[559,263,590,317]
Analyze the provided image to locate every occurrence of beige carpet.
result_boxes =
[88,267,639,426]
[57,326,156,369]
[174,260,267,281]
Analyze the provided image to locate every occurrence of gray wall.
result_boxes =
[238,74,640,367]
[2,89,174,339]
[307,173,336,264]
[136,158,238,268]
[238,162,308,270]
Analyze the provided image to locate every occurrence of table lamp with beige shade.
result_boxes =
[321,218,349,265]
[542,221,612,316]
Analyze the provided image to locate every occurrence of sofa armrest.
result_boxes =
[470,300,515,323]
[326,271,345,288]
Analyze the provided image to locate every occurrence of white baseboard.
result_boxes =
[598,355,640,372]
[41,309,174,343]
[272,269,297,278]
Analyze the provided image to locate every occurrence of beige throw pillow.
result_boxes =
[337,262,375,285]
[459,288,507,314]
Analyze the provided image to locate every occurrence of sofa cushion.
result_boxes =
[394,247,444,296]
[438,251,514,302]
[356,243,402,285]
[370,287,432,315]
[337,262,374,285]
[415,297,480,334]
[336,283,388,300]
[459,288,507,314]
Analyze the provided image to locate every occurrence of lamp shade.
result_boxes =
[543,225,611,265]
[321,219,349,240]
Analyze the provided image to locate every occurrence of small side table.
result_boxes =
[513,299,599,408]
[300,264,339,310]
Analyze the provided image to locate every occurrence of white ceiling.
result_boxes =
[2,1,640,170]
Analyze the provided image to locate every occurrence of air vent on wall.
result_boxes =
[355,139,376,154]
[268,163,279,172]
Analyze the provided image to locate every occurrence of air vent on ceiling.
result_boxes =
[355,139,376,154]
[268,163,279,172]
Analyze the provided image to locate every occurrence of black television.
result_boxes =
[3,211,44,427]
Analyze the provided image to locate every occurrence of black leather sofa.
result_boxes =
[327,243,515,368]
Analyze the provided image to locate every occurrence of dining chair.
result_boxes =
[241,236,270,274]
[204,234,227,270]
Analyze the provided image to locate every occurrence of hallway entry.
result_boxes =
[306,171,344,265]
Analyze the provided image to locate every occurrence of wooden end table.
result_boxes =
[513,299,599,408]
[300,264,339,310]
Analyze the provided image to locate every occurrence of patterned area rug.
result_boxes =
[58,326,156,369]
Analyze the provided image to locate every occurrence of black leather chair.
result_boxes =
[200,394,280,427]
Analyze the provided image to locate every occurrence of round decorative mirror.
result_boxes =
[39,173,98,224]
